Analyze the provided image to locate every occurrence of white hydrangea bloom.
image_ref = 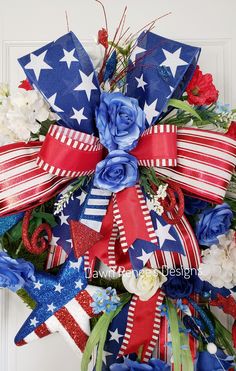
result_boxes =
[198,229,236,289]
[0,87,51,145]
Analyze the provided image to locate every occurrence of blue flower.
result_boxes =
[158,304,169,318]
[91,287,120,314]
[184,196,209,215]
[96,92,145,152]
[195,203,233,246]
[94,150,138,193]
[110,358,170,371]
[0,251,35,292]
[163,275,194,299]
[196,349,235,371]
[214,102,231,114]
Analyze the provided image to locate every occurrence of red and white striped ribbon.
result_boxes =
[156,127,236,203]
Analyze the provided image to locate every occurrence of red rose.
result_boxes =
[98,28,108,49]
[186,66,218,106]
[18,79,33,91]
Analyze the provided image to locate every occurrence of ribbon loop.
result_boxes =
[37,125,104,177]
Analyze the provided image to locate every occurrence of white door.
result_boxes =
[0,0,235,370]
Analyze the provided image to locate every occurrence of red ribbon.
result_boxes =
[118,290,165,362]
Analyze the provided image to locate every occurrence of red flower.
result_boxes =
[98,28,108,49]
[186,66,218,106]
[18,79,33,91]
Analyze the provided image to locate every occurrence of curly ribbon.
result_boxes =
[22,210,52,255]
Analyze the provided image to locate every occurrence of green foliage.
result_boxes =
[139,166,165,197]
[81,293,131,371]
[17,288,36,310]
[166,298,181,371]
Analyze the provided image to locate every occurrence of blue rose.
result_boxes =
[196,349,235,371]
[110,358,170,371]
[96,92,145,152]
[0,251,35,292]
[184,196,209,215]
[195,203,233,246]
[94,150,138,193]
[163,275,194,299]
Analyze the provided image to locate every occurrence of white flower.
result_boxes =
[198,229,236,289]
[156,184,168,200]
[122,268,167,301]
[84,41,105,72]
[0,83,9,99]
[0,87,52,144]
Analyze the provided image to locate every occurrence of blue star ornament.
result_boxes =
[18,32,101,134]
[127,31,201,126]
[15,252,97,355]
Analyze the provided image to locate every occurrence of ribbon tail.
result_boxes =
[114,184,158,253]
[0,141,68,216]
[118,290,165,362]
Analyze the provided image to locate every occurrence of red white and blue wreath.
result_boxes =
[0,4,235,371]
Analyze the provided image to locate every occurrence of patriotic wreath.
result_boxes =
[0,5,236,371]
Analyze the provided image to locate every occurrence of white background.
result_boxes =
[0,0,235,370]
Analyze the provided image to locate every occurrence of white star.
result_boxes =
[50,235,60,247]
[33,280,43,290]
[47,303,56,312]
[155,219,176,249]
[102,350,113,365]
[130,45,146,64]
[30,317,39,327]
[47,93,64,112]
[109,328,123,343]
[69,258,82,270]
[76,191,87,205]
[160,48,188,78]
[144,99,160,125]
[136,249,154,265]
[75,279,83,289]
[74,71,97,100]
[59,49,78,68]
[54,283,64,293]
[66,239,72,246]
[70,107,88,125]
[24,50,52,80]
[135,74,147,90]
[59,213,69,226]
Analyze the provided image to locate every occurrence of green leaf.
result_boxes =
[179,328,194,371]
[166,298,181,371]
[81,293,131,371]
[168,98,202,120]
[32,211,57,227]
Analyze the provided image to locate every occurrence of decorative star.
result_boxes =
[109,328,123,343]
[76,191,87,205]
[59,49,78,68]
[30,317,39,327]
[50,235,60,247]
[24,50,52,80]
[144,99,160,125]
[130,45,146,64]
[69,258,83,270]
[75,279,83,289]
[47,303,56,312]
[33,280,43,290]
[54,283,64,293]
[70,107,88,124]
[135,74,147,90]
[136,249,154,265]
[155,218,176,248]
[47,93,64,113]
[15,252,97,357]
[59,213,69,226]
[102,350,113,365]
[74,71,97,100]
[160,48,188,77]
